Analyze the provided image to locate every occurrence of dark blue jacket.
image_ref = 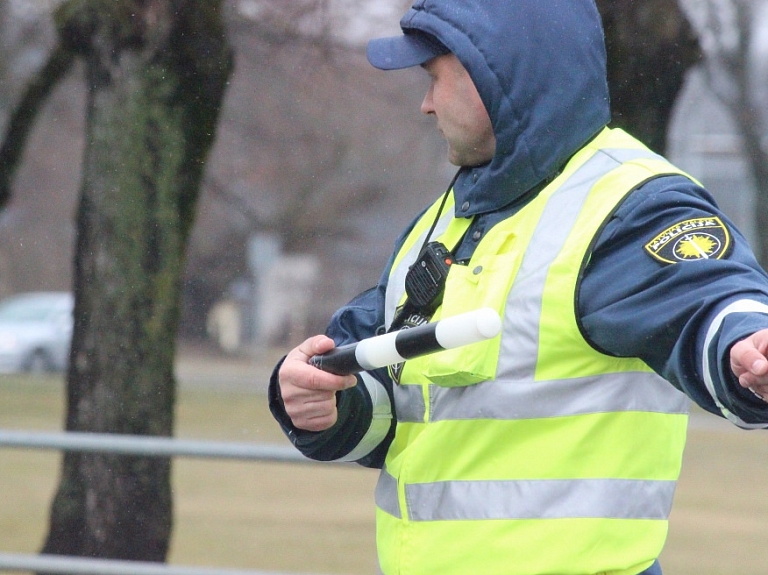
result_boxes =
[270,0,768,467]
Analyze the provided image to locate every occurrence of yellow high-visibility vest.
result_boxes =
[376,128,691,575]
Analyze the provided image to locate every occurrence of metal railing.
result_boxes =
[0,430,313,462]
[0,552,319,575]
[0,430,335,575]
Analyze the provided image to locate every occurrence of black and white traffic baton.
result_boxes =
[309,307,502,376]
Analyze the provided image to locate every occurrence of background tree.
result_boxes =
[679,0,768,266]
[0,0,724,562]
[596,0,702,154]
[183,1,448,338]
[0,0,233,563]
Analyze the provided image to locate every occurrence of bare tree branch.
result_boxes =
[0,43,74,209]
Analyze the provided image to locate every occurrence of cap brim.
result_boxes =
[366,33,450,70]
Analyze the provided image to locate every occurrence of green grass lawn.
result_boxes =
[0,371,378,575]
[1,368,768,575]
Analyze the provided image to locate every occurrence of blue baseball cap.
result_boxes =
[367,31,450,70]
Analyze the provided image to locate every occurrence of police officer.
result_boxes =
[269,1,768,573]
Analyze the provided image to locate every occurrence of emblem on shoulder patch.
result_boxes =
[644,216,732,264]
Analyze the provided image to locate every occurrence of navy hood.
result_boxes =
[368,0,611,216]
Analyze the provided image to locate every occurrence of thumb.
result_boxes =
[292,334,336,363]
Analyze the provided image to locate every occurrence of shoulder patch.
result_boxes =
[644,216,732,264]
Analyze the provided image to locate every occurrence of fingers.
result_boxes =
[283,392,339,432]
[278,335,357,431]
[730,334,768,400]
[290,334,337,363]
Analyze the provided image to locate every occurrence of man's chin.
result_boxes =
[447,148,493,168]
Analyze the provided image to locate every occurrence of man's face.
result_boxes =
[421,54,496,167]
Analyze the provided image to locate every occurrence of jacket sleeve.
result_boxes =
[265,207,434,467]
[268,281,397,468]
[578,174,768,427]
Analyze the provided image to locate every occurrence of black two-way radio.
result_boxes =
[389,241,454,331]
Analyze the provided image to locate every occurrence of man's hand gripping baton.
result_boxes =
[309,307,502,375]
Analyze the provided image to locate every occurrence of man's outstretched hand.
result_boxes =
[731,329,768,401]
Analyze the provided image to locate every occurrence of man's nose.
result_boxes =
[421,87,435,115]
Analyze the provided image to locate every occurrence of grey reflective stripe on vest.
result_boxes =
[393,370,690,423]
[394,384,426,423]
[375,467,401,519]
[375,469,676,521]
[385,209,456,329]
[497,149,634,379]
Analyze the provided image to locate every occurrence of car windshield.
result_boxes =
[0,295,69,322]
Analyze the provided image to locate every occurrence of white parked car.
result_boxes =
[0,291,74,373]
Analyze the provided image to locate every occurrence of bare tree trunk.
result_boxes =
[737,113,768,265]
[40,0,232,562]
[725,4,768,262]
[596,0,701,154]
